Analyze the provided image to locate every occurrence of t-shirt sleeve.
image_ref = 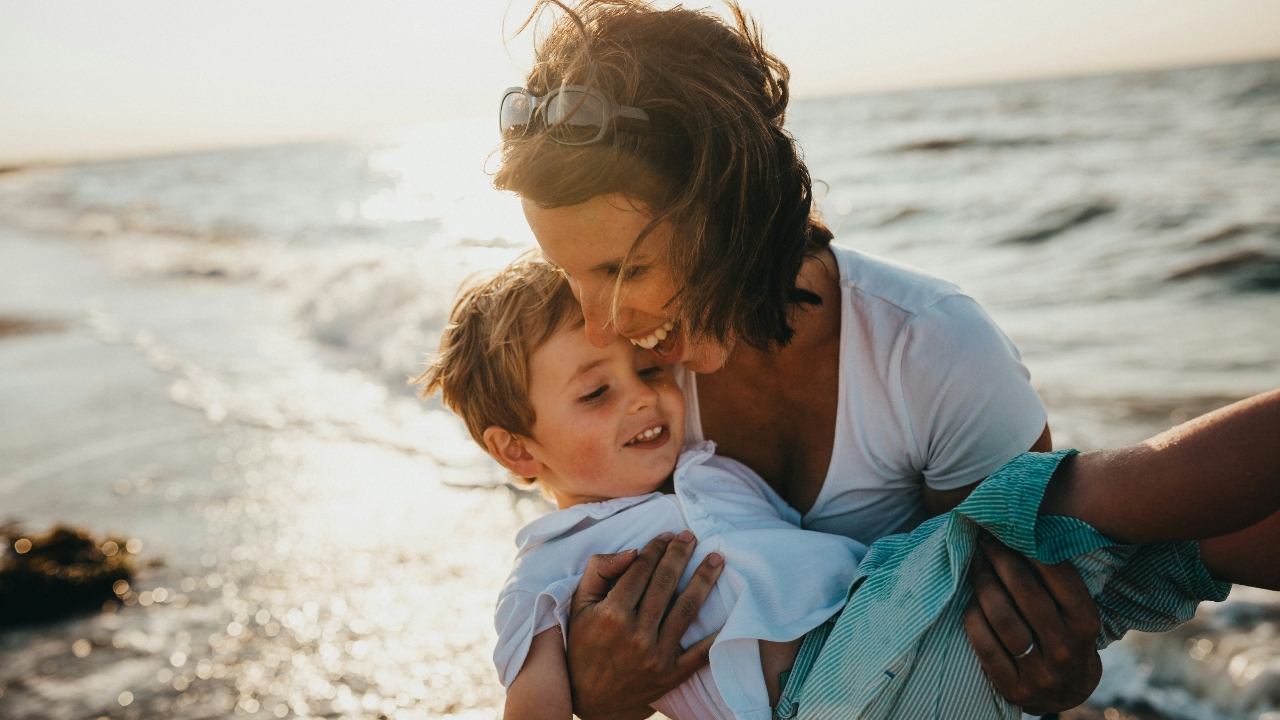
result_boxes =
[492,580,577,688]
[898,294,1048,490]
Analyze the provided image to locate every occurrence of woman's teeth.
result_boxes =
[631,322,675,350]
[627,425,665,445]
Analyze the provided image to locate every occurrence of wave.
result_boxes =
[1193,223,1280,246]
[1167,250,1280,292]
[1001,201,1117,245]
[893,135,1060,153]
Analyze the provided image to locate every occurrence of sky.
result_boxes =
[2,0,1279,165]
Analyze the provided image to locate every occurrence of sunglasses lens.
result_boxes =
[544,90,607,144]
[500,92,533,135]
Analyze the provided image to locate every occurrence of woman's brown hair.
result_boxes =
[494,0,831,351]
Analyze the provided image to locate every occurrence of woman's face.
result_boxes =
[524,194,729,373]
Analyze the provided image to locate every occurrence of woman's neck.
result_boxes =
[693,249,843,512]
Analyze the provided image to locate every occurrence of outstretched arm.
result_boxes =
[1041,388,1280,545]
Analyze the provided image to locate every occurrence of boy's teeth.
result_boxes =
[628,426,664,444]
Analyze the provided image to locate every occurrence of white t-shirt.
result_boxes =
[493,443,866,720]
[678,244,1047,545]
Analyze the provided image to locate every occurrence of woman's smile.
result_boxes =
[628,321,673,350]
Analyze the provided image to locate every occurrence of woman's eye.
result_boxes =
[579,385,608,402]
[603,264,647,280]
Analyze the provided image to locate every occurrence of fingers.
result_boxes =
[608,533,675,613]
[963,595,1020,692]
[674,629,720,681]
[968,533,1106,713]
[638,530,699,629]
[657,549,724,651]
[969,545,1037,660]
[1033,558,1103,639]
[573,548,640,612]
[975,533,1068,651]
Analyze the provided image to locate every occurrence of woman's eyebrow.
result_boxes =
[588,258,624,272]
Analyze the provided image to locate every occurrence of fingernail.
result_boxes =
[657,532,675,542]
[677,529,695,543]
[707,552,723,568]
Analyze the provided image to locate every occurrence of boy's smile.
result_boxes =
[493,317,685,509]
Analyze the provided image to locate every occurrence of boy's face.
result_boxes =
[521,320,685,507]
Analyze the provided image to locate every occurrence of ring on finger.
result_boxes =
[1012,640,1036,660]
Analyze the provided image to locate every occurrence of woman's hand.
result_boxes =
[566,531,725,720]
[962,532,1103,715]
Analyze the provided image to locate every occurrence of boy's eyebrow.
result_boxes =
[567,357,609,386]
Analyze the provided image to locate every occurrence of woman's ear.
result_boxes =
[483,426,543,479]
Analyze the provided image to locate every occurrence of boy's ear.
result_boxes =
[483,426,543,479]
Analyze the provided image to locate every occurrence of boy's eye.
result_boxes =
[638,366,664,379]
[580,385,608,402]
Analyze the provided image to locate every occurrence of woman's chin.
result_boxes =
[656,331,728,373]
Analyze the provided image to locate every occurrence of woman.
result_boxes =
[489,1,1202,716]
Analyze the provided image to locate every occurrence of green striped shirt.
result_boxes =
[783,450,1230,720]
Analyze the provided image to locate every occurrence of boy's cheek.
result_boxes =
[563,443,618,484]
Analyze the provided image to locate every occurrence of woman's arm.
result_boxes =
[1198,509,1280,589]
[1040,388,1280,545]
[505,628,573,720]
[566,532,724,720]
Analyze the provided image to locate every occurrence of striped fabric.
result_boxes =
[790,450,1231,720]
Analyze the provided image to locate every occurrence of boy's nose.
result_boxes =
[627,379,659,413]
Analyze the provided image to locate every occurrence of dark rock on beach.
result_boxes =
[0,525,136,629]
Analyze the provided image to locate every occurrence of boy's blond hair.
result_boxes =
[416,251,580,457]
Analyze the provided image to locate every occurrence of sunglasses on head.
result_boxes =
[499,85,651,146]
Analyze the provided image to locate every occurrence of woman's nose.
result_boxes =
[577,282,622,348]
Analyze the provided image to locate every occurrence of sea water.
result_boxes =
[0,60,1277,719]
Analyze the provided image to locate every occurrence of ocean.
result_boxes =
[0,59,1277,719]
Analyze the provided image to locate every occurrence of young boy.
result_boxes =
[419,253,1280,720]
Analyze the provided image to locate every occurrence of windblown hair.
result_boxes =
[494,0,831,350]
[415,252,580,466]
